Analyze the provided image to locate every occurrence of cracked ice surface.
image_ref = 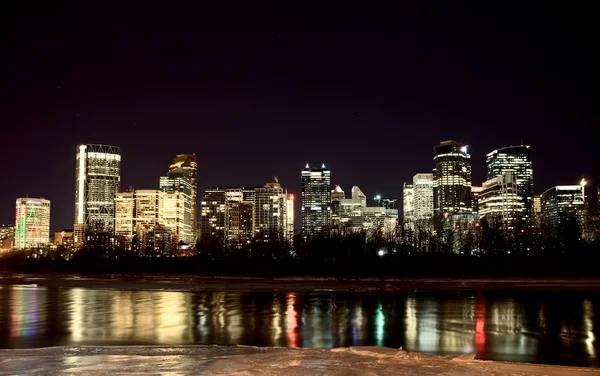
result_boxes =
[0,346,598,376]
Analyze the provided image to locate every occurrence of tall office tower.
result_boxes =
[533,194,542,217]
[540,184,585,229]
[471,186,483,214]
[301,164,331,238]
[224,187,255,246]
[160,154,196,244]
[486,145,533,216]
[478,172,525,227]
[199,188,227,239]
[286,194,295,241]
[254,182,290,241]
[403,183,414,228]
[14,198,50,249]
[74,144,121,234]
[351,186,367,207]
[114,191,135,245]
[413,173,434,222]
[374,196,399,210]
[115,190,164,249]
[433,140,472,214]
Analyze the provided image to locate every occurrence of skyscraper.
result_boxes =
[160,154,197,244]
[540,184,585,229]
[413,173,434,222]
[74,144,121,233]
[254,182,290,241]
[478,172,525,227]
[403,182,414,228]
[433,140,472,214]
[486,145,533,216]
[114,190,165,249]
[199,188,227,240]
[15,197,50,249]
[301,164,331,238]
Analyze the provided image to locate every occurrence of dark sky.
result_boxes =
[2,2,599,231]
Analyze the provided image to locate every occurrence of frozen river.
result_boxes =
[0,279,598,368]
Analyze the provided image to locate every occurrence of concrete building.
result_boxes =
[403,183,414,229]
[54,229,74,251]
[301,164,331,238]
[74,144,121,234]
[15,197,51,249]
[433,140,472,214]
[413,173,434,222]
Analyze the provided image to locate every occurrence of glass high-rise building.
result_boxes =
[160,154,197,245]
[74,144,121,234]
[15,197,50,249]
[486,145,533,216]
[254,182,290,241]
[433,140,472,214]
[540,184,585,229]
[478,172,525,227]
[301,164,331,238]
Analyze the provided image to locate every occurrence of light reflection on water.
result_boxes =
[0,286,598,367]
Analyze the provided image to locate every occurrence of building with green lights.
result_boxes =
[15,197,51,249]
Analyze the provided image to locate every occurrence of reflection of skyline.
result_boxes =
[0,287,597,366]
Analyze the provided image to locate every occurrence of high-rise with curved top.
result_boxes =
[74,144,121,234]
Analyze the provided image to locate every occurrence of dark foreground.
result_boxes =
[0,346,598,375]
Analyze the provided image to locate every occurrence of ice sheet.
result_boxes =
[0,346,597,375]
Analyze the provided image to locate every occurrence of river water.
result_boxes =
[0,286,598,367]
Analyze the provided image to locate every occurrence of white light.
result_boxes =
[378,249,385,257]
[460,146,468,154]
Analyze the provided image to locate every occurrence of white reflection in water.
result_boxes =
[351,300,364,346]
[375,300,385,347]
[583,299,596,359]
[69,288,84,342]
[405,296,417,350]
[417,299,438,353]
[271,297,282,346]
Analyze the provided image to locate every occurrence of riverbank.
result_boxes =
[2,272,600,292]
[0,346,597,375]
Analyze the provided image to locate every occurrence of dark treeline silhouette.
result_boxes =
[2,211,600,277]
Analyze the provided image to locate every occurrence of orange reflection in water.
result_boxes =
[286,293,298,348]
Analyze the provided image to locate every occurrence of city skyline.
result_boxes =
[2,3,599,231]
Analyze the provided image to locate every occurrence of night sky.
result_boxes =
[2,2,599,232]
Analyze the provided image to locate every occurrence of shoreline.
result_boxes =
[2,272,600,293]
[0,345,597,375]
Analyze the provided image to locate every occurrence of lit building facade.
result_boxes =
[15,197,51,249]
[433,140,472,214]
[486,145,533,216]
[301,164,331,238]
[403,183,414,229]
[478,172,525,226]
[160,154,196,245]
[254,182,290,241]
[199,188,227,239]
[362,207,398,236]
[74,144,121,234]
[114,190,164,249]
[540,184,585,229]
[0,225,15,251]
[413,173,434,222]
[286,194,295,241]
[54,229,74,251]
[335,186,367,234]
[471,186,483,214]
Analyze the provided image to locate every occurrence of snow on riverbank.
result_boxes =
[0,346,597,375]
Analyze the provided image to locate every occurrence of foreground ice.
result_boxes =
[0,346,597,375]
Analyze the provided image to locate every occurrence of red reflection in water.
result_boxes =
[474,298,487,357]
[286,293,298,348]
